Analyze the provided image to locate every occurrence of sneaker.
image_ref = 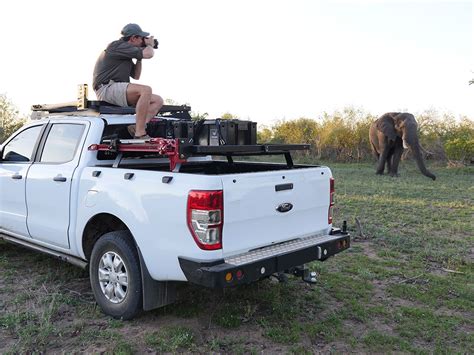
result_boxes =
[134,134,151,140]
[127,125,136,138]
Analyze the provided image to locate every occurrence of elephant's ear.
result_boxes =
[376,113,398,142]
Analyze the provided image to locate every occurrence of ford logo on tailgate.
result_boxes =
[276,203,293,213]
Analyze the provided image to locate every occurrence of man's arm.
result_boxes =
[131,37,155,79]
[143,45,154,59]
[142,37,155,59]
[132,45,153,79]
[132,60,142,80]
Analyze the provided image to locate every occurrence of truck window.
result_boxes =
[40,124,85,163]
[1,125,43,162]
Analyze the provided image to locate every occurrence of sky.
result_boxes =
[0,0,472,125]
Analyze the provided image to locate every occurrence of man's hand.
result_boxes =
[142,42,154,59]
[144,36,155,47]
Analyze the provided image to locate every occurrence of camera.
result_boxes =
[142,37,159,49]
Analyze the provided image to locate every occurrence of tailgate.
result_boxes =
[220,166,332,257]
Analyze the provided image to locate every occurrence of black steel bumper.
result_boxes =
[178,228,350,288]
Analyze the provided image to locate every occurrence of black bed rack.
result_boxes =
[32,101,192,120]
[31,84,192,119]
[187,143,309,167]
[89,137,310,172]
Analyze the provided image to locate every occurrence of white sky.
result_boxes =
[0,0,472,124]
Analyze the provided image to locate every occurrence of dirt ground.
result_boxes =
[1,238,472,353]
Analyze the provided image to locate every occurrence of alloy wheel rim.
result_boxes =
[98,251,129,304]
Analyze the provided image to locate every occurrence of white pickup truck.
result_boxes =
[0,103,350,319]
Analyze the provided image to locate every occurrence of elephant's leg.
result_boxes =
[387,151,393,174]
[376,149,390,174]
[377,139,397,175]
[390,142,403,177]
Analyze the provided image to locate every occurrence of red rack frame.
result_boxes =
[88,138,187,171]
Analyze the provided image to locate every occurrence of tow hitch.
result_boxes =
[291,265,318,284]
[273,265,318,284]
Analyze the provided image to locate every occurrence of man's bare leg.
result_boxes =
[146,94,164,123]
[126,84,152,137]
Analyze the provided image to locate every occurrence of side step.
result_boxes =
[0,233,88,269]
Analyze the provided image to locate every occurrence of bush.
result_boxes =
[443,118,474,163]
[258,107,473,163]
[0,94,26,144]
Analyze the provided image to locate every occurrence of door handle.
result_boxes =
[11,174,22,180]
[53,176,67,182]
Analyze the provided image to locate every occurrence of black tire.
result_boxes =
[90,230,142,320]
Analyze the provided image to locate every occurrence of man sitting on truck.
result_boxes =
[93,23,163,139]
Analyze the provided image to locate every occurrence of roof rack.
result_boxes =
[89,137,310,172]
[31,84,192,120]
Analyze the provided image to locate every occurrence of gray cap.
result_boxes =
[121,23,150,37]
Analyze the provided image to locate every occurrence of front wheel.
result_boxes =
[90,230,142,320]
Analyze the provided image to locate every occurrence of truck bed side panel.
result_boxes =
[75,168,224,281]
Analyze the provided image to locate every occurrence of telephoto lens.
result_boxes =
[153,39,159,49]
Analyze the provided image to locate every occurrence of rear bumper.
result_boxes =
[178,228,350,288]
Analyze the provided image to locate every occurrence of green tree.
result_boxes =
[257,126,273,143]
[444,117,474,163]
[164,98,208,121]
[191,111,209,121]
[220,112,239,120]
[352,114,375,160]
[272,118,319,145]
[270,118,319,158]
[0,94,26,143]
[164,98,181,106]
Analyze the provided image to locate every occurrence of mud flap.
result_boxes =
[137,247,177,311]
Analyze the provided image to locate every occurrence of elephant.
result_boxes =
[369,112,436,180]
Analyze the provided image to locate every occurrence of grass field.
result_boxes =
[0,161,473,353]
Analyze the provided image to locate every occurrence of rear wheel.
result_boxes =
[90,230,142,319]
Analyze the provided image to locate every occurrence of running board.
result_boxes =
[0,233,88,269]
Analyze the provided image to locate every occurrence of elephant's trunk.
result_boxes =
[411,142,436,180]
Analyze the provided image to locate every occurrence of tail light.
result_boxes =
[187,190,223,250]
[328,177,335,224]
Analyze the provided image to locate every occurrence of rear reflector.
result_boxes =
[187,190,224,250]
[329,177,335,224]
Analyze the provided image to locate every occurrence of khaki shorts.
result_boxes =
[95,81,129,107]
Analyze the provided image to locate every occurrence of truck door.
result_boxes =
[0,124,45,237]
[26,122,87,249]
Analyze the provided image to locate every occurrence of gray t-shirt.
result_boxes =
[93,40,144,91]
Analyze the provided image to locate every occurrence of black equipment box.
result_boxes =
[173,121,194,142]
[145,118,257,146]
[147,120,194,142]
[194,119,257,146]
[147,120,175,139]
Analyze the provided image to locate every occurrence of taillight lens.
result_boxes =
[328,177,335,224]
[187,190,223,250]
